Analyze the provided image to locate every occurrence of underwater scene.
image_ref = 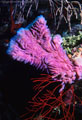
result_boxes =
[0,0,82,120]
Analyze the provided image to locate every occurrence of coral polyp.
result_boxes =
[7,15,82,120]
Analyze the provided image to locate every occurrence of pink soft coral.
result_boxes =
[7,15,82,91]
[7,15,82,120]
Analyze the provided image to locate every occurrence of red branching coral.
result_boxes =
[10,0,22,33]
[20,74,82,120]
[7,15,82,120]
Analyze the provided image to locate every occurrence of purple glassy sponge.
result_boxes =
[7,15,82,92]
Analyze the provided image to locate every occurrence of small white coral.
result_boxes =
[72,51,82,66]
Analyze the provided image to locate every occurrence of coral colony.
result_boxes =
[7,16,82,119]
